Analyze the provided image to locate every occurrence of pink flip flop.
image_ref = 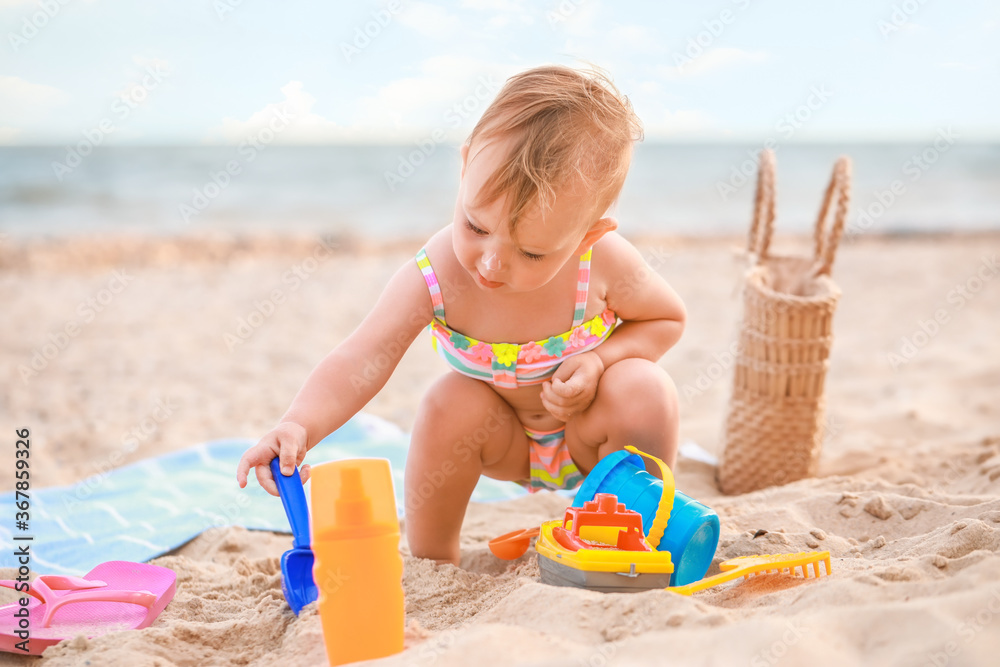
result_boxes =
[0,561,176,656]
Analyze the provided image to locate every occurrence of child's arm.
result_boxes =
[236,257,433,495]
[541,234,686,421]
[589,234,686,366]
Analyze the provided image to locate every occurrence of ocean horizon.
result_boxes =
[1,142,997,240]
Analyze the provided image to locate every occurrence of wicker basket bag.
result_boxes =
[716,149,852,495]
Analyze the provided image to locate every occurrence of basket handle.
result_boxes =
[747,149,776,261]
[811,156,852,276]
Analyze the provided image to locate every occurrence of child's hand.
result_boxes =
[541,352,606,422]
[235,422,311,496]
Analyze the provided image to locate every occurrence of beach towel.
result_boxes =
[0,414,530,576]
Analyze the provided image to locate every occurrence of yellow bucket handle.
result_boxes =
[624,446,675,551]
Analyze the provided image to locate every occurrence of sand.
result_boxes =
[2,231,999,666]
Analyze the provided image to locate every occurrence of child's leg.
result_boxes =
[563,358,680,478]
[404,372,529,566]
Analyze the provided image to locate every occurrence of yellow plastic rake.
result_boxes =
[668,550,832,596]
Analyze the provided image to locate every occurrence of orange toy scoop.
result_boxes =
[488,527,540,560]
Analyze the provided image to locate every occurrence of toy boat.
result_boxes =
[492,447,832,595]
[535,493,675,593]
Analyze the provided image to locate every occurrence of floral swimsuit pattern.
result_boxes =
[415,248,617,389]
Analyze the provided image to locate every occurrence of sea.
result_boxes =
[1,142,997,240]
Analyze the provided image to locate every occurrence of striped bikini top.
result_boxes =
[415,248,618,389]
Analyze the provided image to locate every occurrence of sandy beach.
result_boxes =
[2,230,1000,666]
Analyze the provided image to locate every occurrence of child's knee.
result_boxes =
[413,374,518,464]
[416,373,499,430]
[600,359,678,423]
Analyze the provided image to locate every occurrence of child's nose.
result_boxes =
[483,250,502,272]
[481,241,510,271]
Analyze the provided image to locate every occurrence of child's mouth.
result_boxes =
[476,271,504,288]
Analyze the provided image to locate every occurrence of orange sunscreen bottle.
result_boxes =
[310,459,404,665]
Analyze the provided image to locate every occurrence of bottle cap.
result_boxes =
[310,458,399,541]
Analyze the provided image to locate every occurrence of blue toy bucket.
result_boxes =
[574,450,720,586]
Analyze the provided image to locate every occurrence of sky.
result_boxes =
[1,0,998,145]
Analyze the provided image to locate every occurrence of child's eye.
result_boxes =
[465,220,487,236]
[521,250,544,262]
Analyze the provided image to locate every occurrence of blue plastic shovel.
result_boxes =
[269,458,318,615]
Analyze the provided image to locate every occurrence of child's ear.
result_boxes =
[460,143,470,180]
[575,217,618,254]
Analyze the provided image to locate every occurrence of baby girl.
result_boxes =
[237,65,686,566]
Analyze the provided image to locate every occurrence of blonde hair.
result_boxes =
[466,64,643,233]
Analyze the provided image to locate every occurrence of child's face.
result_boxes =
[452,136,603,294]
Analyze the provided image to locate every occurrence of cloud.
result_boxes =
[459,0,533,27]
[353,56,516,138]
[0,126,23,144]
[204,80,346,144]
[355,74,459,131]
[485,12,533,28]
[0,75,70,113]
[111,56,173,101]
[659,48,768,80]
[552,0,600,36]
[637,80,661,95]
[202,58,517,145]
[647,109,715,138]
[397,1,463,38]
[0,76,70,135]
[460,0,524,10]
[607,24,663,55]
